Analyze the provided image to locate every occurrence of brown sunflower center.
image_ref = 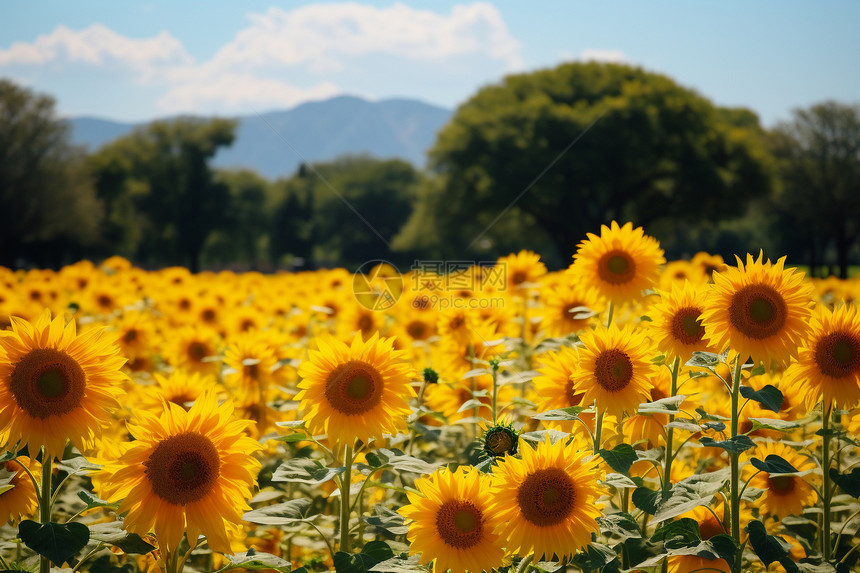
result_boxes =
[406,320,429,340]
[768,475,795,495]
[357,315,374,333]
[145,432,220,505]
[201,309,217,323]
[324,360,384,415]
[124,329,138,343]
[729,284,787,340]
[565,378,584,407]
[598,251,636,285]
[435,499,484,549]
[511,270,527,286]
[167,393,196,410]
[563,302,586,323]
[517,467,576,526]
[187,342,209,362]
[814,332,860,378]
[9,348,87,419]
[671,307,706,345]
[97,294,112,308]
[594,348,634,392]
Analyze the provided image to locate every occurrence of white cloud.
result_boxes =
[578,49,628,63]
[0,3,523,114]
[157,75,341,114]
[0,24,190,80]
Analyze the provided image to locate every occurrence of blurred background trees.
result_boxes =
[1,65,858,274]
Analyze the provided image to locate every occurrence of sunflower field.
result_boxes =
[1,221,860,573]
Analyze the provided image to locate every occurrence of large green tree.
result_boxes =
[401,62,773,261]
[91,118,236,271]
[769,101,860,278]
[0,79,102,267]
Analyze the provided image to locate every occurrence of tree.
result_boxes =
[403,62,773,261]
[0,79,103,267]
[91,118,237,271]
[769,101,860,278]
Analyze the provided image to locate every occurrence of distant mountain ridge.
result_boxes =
[67,95,452,179]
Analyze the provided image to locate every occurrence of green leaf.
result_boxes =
[830,467,860,498]
[369,554,426,573]
[55,456,101,475]
[363,504,409,536]
[702,421,726,432]
[686,352,722,368]
[532,406,585,421]
[243,498,313,525]
[748,417,801,433]
[273,433,311,444]
[745,520,794,569]
[215,548,292,573]
[88,521,156,555]
[637,395,686,415]
[456,398,489,414]
[598,443,638,475]
[739,384,784,413]
[632,486,661,515]
[272,458,345,485]
[334,541,395,572]
[750,454,798,475]
[600,473,637,489]
[77,490,119,511]
[652,469,730,523]
[18,520,90,565]
[748,363,766,376]
[699,435,755,453]
[370,449,442,475]
[520,429,571,444]
[651,518,701,547]
[597,512,642,542]
[665,420,701,433]
[569,542,618,569]
[706,534,741,565]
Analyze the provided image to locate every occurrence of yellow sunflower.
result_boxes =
[701,252,812,367]
[539,282,602,337]
[568,221,666,304]
[783,303,860,411]
[667,555,730,573]
[744,441,816,520]
[533,345,598,433]
[649,281,714,363]
[573,324,655,418]
[400,466,505,573]
[489,437,603,561]
[97,391,261,554]
[139,371,214,413]
[296,333,415,447]
[497,250,547,291]
[0,456,41,523]
[0,310,125,457]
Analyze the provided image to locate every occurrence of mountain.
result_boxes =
[66,95,452,179]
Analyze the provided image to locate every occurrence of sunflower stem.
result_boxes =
[729,354,743,573]
[662,357,680,501]
[822,400,833,561]
[39,450,52,573]
[491,362,499,424]
[593,409,605,454]
[606,301,615,328]
[340,443,354,553]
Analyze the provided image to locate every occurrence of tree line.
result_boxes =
[1,63,858,276]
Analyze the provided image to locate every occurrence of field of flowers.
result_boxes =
[1,221,860,573]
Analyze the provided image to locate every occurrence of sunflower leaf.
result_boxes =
[532,406,585,421]
[597,512,642,541]
[750,454,799,474]
[749,418,801,433]
[243,498,313,525]
[601,473,638,489]
[637,395,686,415]
[373,449,442,475]
[456,398,489,413]
[686,352,722,368]
[652,470,730,523]
[568,542,618,568]
[699,435,756,453]
[18,520,90,565]
[363,504,409,535]
[88,521,156,554]
[745,520,794,568]
[368,554,426,573]
[598,443,638,475]
[77,489,119,511]
[651,518,701,547]
[216,548,292,573]
[631,486,661,515]
[56,456,101,475]
[829,467,860,498]
[334,540,394,572]
[739,384,784,413]
[272,458,345,485]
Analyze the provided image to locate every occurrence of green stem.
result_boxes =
[340,443,354,553]
[594,409,605,454]
[662,356,680,500]
[40,451,52,573]
[606,300,615,328]
[516,554,534,573]
[729,355,743,573]
[491,365,499,423]
[823,400,833,561]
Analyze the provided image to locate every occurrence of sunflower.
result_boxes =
[701,252,812,367]
[400,466,505,573]
[489,436,603,561]
[573,324,655,418]
[533,345,597,433]
[782,304,860,411]
[568,221,666,304]
[497,250,547,292]
[164,326,222,377]
[140,371,214,413]
[667,555,730,573]
[0,456,41,523]
[0,310,126,457]
[97,391,261,554]
[744,441,816,520]
[539,282,602,337]
[649,281,713,363]
[296,333,415,447]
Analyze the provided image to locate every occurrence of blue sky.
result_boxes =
[2,1,858,126]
